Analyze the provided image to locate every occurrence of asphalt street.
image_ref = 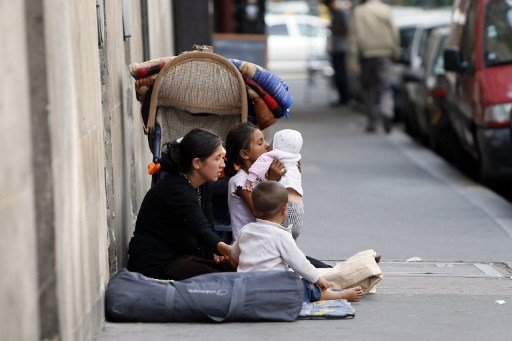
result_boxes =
[98,78,512,341]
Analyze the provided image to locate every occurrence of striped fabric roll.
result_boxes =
[230,59,293,117]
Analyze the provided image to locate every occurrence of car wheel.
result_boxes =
[429,128,441,154]
[479,153,500,189]
[428,107,448,157]
[403,98,416,136]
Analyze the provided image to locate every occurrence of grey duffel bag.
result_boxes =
[105,269,304,322]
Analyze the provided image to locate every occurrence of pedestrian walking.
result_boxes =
[349,0,399,133]
[323,0,352,107]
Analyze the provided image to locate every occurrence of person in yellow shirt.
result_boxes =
[349,0,400,133]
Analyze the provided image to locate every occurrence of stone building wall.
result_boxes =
[0,0,174,339]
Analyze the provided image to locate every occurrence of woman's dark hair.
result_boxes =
[224,122,258,177]
[160,128,222,174]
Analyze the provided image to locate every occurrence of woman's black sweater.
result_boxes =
[127,173,221,279]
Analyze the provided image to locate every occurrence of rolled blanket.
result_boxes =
[243,74,287,118]
[134,75,157,102]
[135,75,157,88]
[246,87,277,130]
[129,56,173,79]
[316,249,383,294]
[230,59,293,113]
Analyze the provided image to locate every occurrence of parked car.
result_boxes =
[391,7,451,120]
[400,9,452,71]
[444,0,512,183]
[402,26,451,143]
[265,14,330,75]
[423,31,457,159]
[390,6,428,119]
[402,26,472,168]
[391,6,431,63]
[399,9,451,130]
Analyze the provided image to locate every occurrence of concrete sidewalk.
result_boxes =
[99,264,512,341]
[98,87,512,340]
[99,279,512,341]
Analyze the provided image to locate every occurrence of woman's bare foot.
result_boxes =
[340,286,363,302]
[375,254,381,264]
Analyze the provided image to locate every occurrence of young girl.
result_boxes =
[244,129,304,240]
[225,122,286,240]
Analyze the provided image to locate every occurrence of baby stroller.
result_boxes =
[145,47,248,168]
[133,46,248,241]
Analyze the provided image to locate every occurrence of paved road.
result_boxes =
[98,79,512,341]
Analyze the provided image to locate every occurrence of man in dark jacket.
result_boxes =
[324,0,352,107]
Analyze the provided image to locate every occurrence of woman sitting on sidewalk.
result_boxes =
[127,128,235,280]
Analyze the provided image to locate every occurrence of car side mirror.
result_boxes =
[443,47,470,73]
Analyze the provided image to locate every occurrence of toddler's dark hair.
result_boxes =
[252,181,288,219]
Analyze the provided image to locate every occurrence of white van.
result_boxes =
[266,14,329,75]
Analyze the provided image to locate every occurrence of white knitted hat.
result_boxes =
[272,129,303,154]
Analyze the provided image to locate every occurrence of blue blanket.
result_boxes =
[230,59,293,117]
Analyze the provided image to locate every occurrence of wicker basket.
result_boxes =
[147,51,248,142]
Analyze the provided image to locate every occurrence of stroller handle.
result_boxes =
[152,124,162,163]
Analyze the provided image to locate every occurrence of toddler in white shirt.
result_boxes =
[231,181,363,303]
[243,129,304,240]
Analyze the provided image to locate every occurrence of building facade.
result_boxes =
[0,0,182,339]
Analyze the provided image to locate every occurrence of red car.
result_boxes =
[444,0,512,183]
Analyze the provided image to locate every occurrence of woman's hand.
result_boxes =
[267,159,286,181]
[213,254,229,264]
[217,242,231,257]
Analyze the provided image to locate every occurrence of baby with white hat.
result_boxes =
[244,129,304,240]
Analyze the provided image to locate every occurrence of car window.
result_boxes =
[400,27,416,50]
[267,24,289,36]
[433,35,449,74]
[401,27,417,61]
[418,28,436,60]
[421,26,449,68]
[484,0,512,67]
[460,1,476,65]
[297,23,325,37]
[422,32,438,69]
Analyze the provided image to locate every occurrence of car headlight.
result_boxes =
[484,103,511,127]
